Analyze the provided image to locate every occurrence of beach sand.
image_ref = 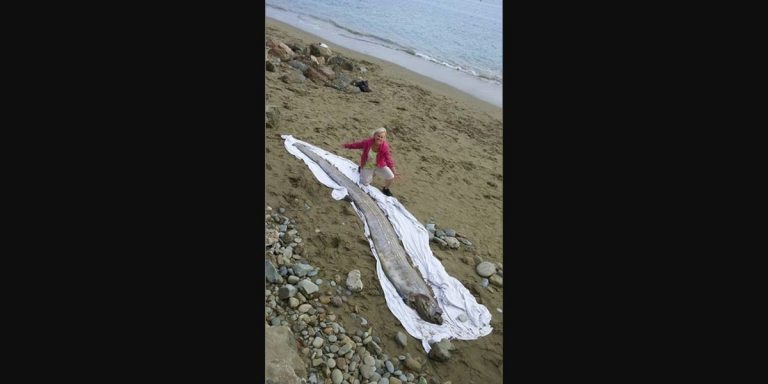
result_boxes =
[265,17,503,384]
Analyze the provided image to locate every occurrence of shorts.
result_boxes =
[360,166,394,185]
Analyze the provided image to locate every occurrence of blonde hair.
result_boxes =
[372,127,386,136]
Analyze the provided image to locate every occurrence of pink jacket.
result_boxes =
[343,137,395,170]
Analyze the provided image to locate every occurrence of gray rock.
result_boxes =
[403,357,421,371]
[378,379,388,384]
[297,279,319,295]
[328,72,353,91]
[444,236,461,249]
[476,261,496,277]
[432,237,447,247]
[428,339,454,362]
[457,313,468,322]
[277,284,297,299]
[281,246,293,259]
[489,274,503,287]
[425,223,436,232]
[287,275,300,284]
[293,263,314,277]
[278,207,285,214]
[265,325,307,384]
[360,364,375,379]
[327,55,355,70]
[331,368,343,384]
[312,337,325,348]
[265,260,283,284]
[346,270,363,292]
[338,343,353,356]
[299,304,313,313]
[288,297,299,308]
[481,278,489,288]
[287,60,308,72]
[331,296,343,307]
[444,229,456,237]
[270,317,281,326]
[395,331,407,347]
[435,229,445,237]
[385,360,394,373]
[280,70,306,84]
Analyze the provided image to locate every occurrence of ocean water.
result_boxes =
[265,0,503,107]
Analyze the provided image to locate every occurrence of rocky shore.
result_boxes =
[265,17,504,384]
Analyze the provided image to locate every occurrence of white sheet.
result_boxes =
[282,135,493,352]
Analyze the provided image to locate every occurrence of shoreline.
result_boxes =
[266,17,503,121]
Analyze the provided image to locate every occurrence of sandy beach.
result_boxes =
[265,17,503,384]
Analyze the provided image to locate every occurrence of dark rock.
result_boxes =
[287,60,308,72]
[265,61,276,72]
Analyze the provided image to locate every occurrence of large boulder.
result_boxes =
[265,325,306,384]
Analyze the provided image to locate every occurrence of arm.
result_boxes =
[382,145,396,171]
[342,139,367,149]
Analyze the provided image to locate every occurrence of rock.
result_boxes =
[328,72,353,91]
[489,274,503,287]
[385,360,394,373]
[331,296,343,307]
[288,297,300,308]
[428,339,454,362]
[435,229,445,238]
[395,331,407,347]
[444,236,461,249]
[265,260,283,284]
[267,41,295,60]
[432,237,447,247]
[282,246,293,259]
[476,261,496,277]
[403,357,421,371]
[309,55,320,65]
[287,275,300,284]
[265,228,279,246]
[481,278,489,288]
[293,263,314,277]
[425,223,436,232]
[327,55,355,70]
[280,70,305,84]
[336,357,347,370]
[338,342,353,356]
[317,65,336,79]
[389,378,402,384]
[312,336,325,348]
[346,270,363,292]
[457,313,468,322]
[331,368,343,384]
[265,61,276,72]
[444,229,456,237]
[278,284,298,299]
[297,279,319,295]
[265,325,306,384]
[360,364,375,379]
[287,59,308,72]
[298,304,313,313]
[310,43,333,57]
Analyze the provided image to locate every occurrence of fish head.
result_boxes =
[411,293,443,325]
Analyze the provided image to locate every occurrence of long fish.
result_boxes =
[293,142,443,324]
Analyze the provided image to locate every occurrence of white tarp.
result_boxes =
[281,135,493,352]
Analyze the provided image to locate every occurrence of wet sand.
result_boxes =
[265,17,504,384]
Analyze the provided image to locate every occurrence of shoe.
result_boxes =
[382,188,392,197]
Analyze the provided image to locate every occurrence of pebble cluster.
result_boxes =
[266,206,454,384]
